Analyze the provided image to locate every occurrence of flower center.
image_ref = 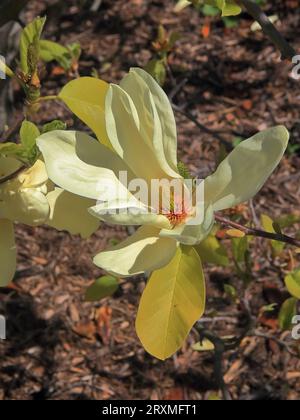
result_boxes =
[166,208,188,226]
[161,195,191,227]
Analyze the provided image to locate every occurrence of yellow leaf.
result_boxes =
[285,270,300,299]
[136,246,206,360]
[59,77,111,147]
[192,338,214,352]
[195,234,229,266]
[261,213,284,253]
[226,229,245,238]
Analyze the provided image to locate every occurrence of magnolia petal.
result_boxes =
[0,185,49,226]
[204,126,289,211]
[0,219,16,286]
[18,159,48,188]
[129,68,178,173]
[159,205,215,245]
[120,69,180,178]
[89,199,171,229]
[59,77,111,147]
[37,130,135,201]
[0,157,22,178]
[46,188,100,238]
[105,84,171,182]
[93,225,178,277]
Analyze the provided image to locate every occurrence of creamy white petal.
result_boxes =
[0,219,16,286]
[0,157,22,178]
[37,130,135,201]
[89,199,171,229]
[46,188,100,238]
[105,84,173,182]
[120,69,180,178]
[204,126,289,211]
[129,68,178,173]
[0,187,49,226]
[93,225,178,277]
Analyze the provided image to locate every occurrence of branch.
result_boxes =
[196,325,232,400]
[239,0,296,61]
[215,213,300,248]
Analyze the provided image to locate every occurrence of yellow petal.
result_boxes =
[18,159,48,188]
[46,188,100,238]
[205,126,289,211]
[93,225,178,277]
[59,77,111,147]
[136,246,206,360]
[129,68,178,174]
[0,219,16,286]
[0,187,49,226]
[37,130,135,201]
[120,69,179,178]
[105,84,172,182]
[0,157,22,178]
[89,199,171,229]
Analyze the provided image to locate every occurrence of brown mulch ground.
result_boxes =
[1,0,300,400]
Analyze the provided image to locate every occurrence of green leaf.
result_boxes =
[195,233,229,266]
[231,235,249,263]
[144,59,166,86]
[215,0,241,16]
[136,246,206,360]
[20,16,46,74]
[85,276,119,302]
[279,297,298,331]
[285,269,300,299]
[261,303,277,314]
[224,283,237,301]
[20,120,40,151]
[68,42,81,61]
[42,120,67,134]
[39,41,81,70]
[261,213,285,254]
[275,213,300,229]
[222,16,239,28]
[202,4,220,16]
[177,161,191,179]
[39,40,71,69]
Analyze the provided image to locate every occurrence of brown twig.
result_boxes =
[239,0,296,61]
[195,324,232,400]
[215,213,300,248]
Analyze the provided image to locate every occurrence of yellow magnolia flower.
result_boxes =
[37,68,289,359]
[37,68,289,276]
[0,157,99,286]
